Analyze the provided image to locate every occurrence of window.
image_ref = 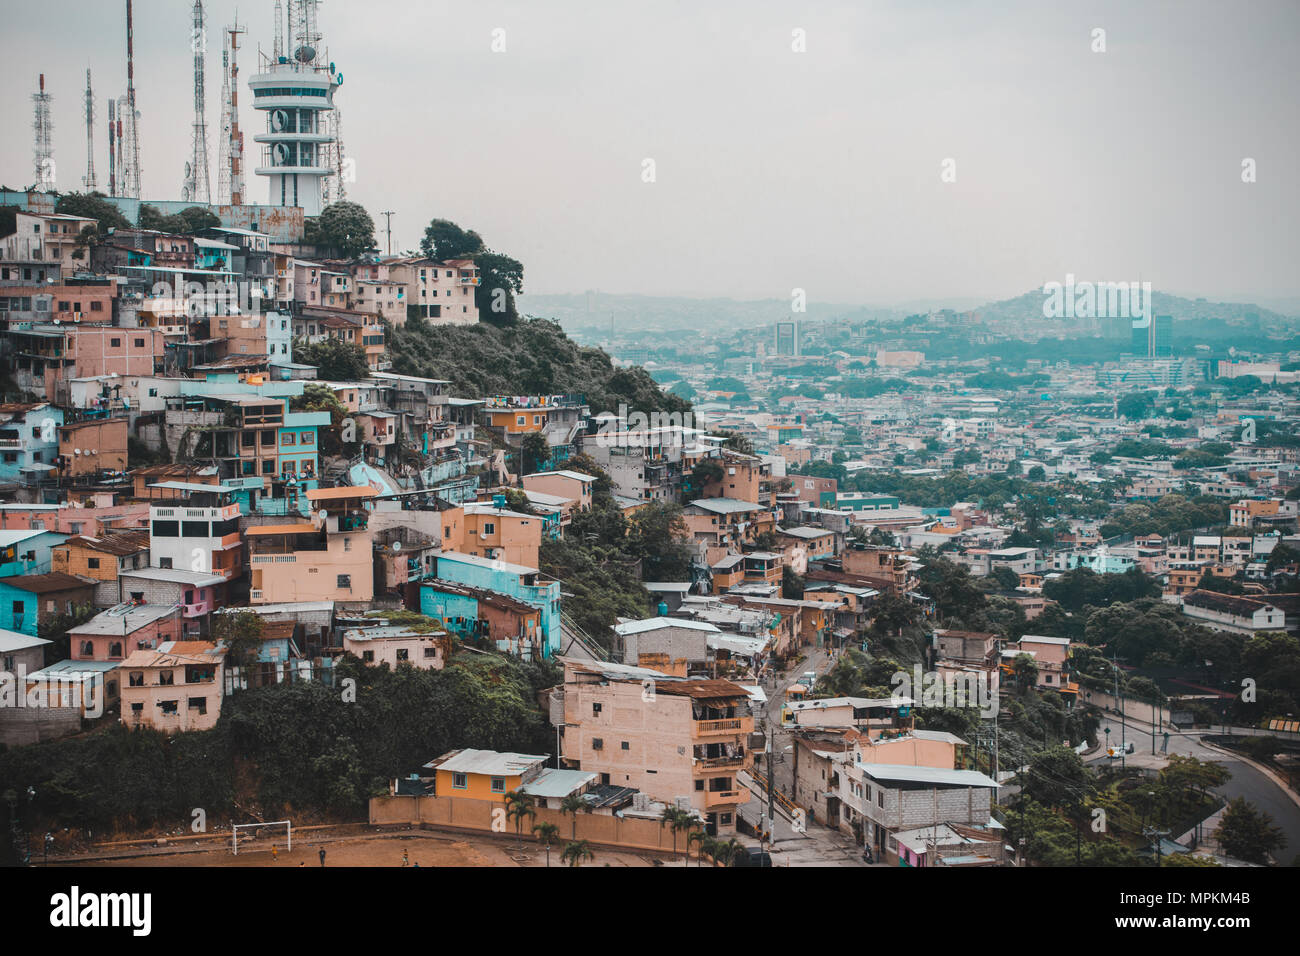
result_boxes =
[621,741,630,750]
[88,557,100,569]
[491,776,505,794]
[337,574,351,589]
[160,700,179,714]
[281,432,296,445]
[134,338,145,348]
[591,738,603,751]
[396,648,409,661]
[110,338,121,348]
[159,557,173,569]
[109,642,122,658]
[80,641,94,657]
[188,697,207,715]
[452,772,468,790]
[483,522,495,536]
[592,702,602,715]
[159,671,174,686]
[695,779,705,791]
[151,520,179,537]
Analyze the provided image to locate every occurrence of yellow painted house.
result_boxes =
[425,748,549,801]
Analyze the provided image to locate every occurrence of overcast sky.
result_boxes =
[3,0,1297,307]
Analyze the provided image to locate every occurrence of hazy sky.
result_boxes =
[3,0,1297,306]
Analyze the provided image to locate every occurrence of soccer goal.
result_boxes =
[231,820,292,856]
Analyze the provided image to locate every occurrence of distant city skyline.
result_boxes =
[2,0,1297,306]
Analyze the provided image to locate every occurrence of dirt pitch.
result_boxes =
[95,830,656,868]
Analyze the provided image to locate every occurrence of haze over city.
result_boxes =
[2,0,1297,306]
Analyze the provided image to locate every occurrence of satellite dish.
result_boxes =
[392,541,402,552]
[318,509,327,521]
[270,109,288,132]
[184,161,192,177]
[273,143,291,165]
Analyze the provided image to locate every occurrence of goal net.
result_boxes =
[231,820,292,856]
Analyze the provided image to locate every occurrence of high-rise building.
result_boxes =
[1130,314,1173,358]
[775,320,800,357]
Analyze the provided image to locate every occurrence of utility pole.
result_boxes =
[381,211,395,256]
[1113,651,1126,770]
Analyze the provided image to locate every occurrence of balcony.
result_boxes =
[694,716,753,737]
[695,754,746,771]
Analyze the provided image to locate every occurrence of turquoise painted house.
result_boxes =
[422,552,561,657]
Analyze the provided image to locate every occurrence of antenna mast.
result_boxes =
[218,19,248,205]
[83,70,97,191]
[107,98,117,196]
[120,0,142,198]
[32,74,54,191]
[184,0,212,204]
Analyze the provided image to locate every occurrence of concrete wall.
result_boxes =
[369,794,690,856]
[0,705,81,746]
[1084,689,1166,729]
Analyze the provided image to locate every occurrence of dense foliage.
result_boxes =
[387,315,693,420]
[0,652,557,834]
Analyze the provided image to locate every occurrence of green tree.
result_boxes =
[420,219,483,261]
[520,431,551,474]
[312,201,376,257]
[474,250,525,326]
[54,192,132,235]
[533,821,559,867]
[559,794,587,841]
[211,609,267,672]
[1019,746,1093,809]
[1215,798,1285,865]
[295,337,371,381]
[561,839,595,867]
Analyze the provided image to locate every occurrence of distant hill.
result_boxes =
[970,287,1296,327]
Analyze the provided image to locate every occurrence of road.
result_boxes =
[1087,714,1300,863]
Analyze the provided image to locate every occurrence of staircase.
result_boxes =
[560,611,612,663]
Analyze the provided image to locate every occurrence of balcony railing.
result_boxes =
[695,754,745,770]
[695,717,748,736]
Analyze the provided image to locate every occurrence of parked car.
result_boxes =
[732,847,773,867]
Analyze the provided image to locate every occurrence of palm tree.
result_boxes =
[660,806,691,861]
[504,790,535,848]
[559,794,586,842]
[700,836,721,867]
[687,827,707,867]
[561,839,594,868]
[716,837,743,868]
[533,821,559,867]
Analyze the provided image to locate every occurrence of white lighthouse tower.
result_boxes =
[249,0,342,216]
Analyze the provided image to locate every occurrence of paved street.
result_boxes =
[1087,714,1300,863]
